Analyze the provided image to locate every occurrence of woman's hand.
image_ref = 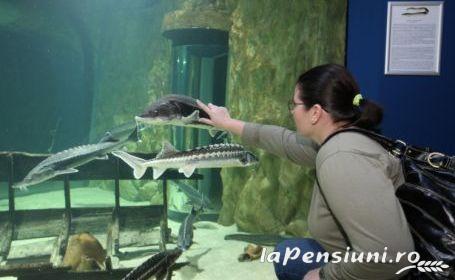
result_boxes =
[303,268,320,280]
[196,100,245,136]
[196,100,232,129]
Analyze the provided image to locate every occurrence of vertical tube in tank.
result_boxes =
[163,28,229,221]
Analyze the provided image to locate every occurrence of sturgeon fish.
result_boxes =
[122,248,182,280]
[135,94,224,137]
[13,128,138,190]
[177,205,203,251]
[171,180,215,210]
[111,142,258,180]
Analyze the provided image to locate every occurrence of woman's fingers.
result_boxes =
[198,117,215,126]
[196,99,231,130]
[196,100,211,115]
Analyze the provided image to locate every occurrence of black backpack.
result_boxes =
[316,128,455,280]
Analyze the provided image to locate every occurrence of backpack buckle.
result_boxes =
[390,140,407,157]
[427,152,445,168]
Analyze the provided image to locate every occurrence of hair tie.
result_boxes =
[353,93,363,106]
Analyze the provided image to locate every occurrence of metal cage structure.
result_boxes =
[0,151,201,279]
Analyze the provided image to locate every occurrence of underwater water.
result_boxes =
[0,0,348,278]
[0,1,276,279]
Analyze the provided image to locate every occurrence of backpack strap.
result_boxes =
[315,128,389,249]
[322,127,455,171]
[315,175,353,248]
[321,127,403,155]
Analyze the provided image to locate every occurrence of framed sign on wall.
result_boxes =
[385,1,444,75]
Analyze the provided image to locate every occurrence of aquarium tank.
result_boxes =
[0,0,346,279]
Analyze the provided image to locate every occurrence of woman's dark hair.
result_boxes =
[296,63,383,131]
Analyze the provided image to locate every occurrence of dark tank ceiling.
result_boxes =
[0,1,94,153]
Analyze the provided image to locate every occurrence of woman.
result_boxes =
[197,64,414,280]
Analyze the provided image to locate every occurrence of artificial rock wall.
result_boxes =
[220,0,346,235]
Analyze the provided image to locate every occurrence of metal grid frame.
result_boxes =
[0,151,201,279]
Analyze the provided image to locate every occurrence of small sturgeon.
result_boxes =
[111,142,258,180]
[171,180,215,210]
[135,94,225,137]
[13,128,138,190]
[177,205,204,251]
[122,248,182,280]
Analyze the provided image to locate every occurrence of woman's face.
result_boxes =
[291,86,313,137]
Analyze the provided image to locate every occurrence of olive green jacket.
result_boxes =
[241,123,414,280]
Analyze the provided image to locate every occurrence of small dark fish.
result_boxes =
[135,94,224,137]
[177,206,203,251]
[224,234,292,246]
[122,248,182,280]
[171,180,215,210]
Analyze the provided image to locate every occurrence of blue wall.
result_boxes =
[346,0,455,155]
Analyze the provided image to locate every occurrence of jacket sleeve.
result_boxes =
[317,151,414,280]
[241,122,318,167]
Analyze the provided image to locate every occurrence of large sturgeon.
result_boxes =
[13,128,138,190]
[135,94,225,137]
[111,142,258,180]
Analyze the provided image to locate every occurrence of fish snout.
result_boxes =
[134,116,148,122]
[138,110,154,118]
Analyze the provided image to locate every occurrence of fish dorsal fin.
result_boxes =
[182,110,200,124]
[156,141,178,159]
[98,132,118,143]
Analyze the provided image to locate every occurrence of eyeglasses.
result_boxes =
[287,99,305,112]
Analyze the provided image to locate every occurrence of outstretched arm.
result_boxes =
[197,100,318,166]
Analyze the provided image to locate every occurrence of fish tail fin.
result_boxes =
[111,150,147,179]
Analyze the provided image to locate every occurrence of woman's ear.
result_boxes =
[311,104,323,125]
